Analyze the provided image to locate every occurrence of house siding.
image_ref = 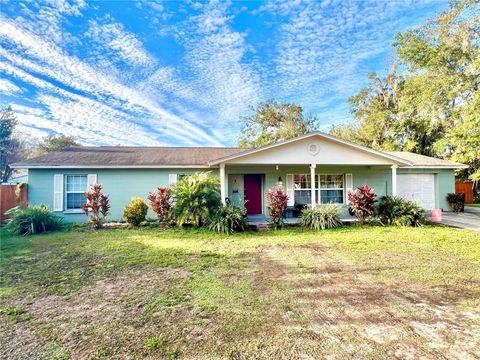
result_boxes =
[28,168,214,223]
[27,166,455,223]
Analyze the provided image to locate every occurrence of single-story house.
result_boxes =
[11,132,467,223]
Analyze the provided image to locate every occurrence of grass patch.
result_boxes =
[1,226,479,358]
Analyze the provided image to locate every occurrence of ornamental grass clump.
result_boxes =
[348,185,376,222]
[207,205,248,234]
[300,204,342,230]
[82,183,110,230]
[5,205,62,236]
[265,187,288,229]
[123,197,148,226]
[148,187,173,227]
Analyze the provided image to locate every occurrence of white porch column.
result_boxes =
[220,163,226,205]
[310,163,316,208]
[391,164,398,197]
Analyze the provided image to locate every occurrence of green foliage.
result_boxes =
[123,197,148,226]
[34,134,79,156]
[145,334,166,350]
[300,205,342,230]
[207,205,248,234]
[331,1,480,178]
[238,99,316,148]
[0,106,23,182]
[0,305,31,322]
[4,205,62,236]
[376,196,425,227]
[446,193,465,213]
[172,172,221,227]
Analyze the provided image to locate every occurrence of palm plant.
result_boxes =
[207,205,248,234]
[172,172,221,227]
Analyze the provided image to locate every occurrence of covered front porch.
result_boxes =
[218,163,399,219]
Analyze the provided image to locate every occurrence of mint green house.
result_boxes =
[11,132,467,223]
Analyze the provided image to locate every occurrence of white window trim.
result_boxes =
[65,174,88,211]
[318,174,345,205]
[291,174,319,206]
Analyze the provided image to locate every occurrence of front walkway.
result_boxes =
[441,212,480,231]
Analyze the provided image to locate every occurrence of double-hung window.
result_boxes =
[319,174,344,204]
[65,175,88,210]
[293,174,318,206]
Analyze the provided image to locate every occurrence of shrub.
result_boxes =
[446,193,465,213]
[148,187,173,227]
[172,172,221,227]
[265,187,288,229]
[207,205,248,234]
[82,183,110,229]
[123,197,148,226]
[377,196,425,227]
[5,205,62,235]
[348,185,376,222]
[300,204,342,230]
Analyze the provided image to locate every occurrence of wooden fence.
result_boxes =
[0,184,28,225]
[455,180,474,204]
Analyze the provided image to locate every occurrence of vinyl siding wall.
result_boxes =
[28,166,455,223]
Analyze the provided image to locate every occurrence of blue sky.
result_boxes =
[0,0,447,147]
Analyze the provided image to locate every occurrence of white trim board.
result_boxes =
[10,165,212,169]
[208,132,413,166]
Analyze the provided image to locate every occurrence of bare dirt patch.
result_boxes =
[265,242,480,360]
[1,266,194,359]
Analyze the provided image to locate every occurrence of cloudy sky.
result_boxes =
[0,0,447,146]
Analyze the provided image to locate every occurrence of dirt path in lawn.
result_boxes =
[257,243,480,360]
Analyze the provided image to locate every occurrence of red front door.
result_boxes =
[244,174,262,215]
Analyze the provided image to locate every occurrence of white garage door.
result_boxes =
[397,174,435,210]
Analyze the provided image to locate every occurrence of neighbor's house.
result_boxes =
[11,132,467,222]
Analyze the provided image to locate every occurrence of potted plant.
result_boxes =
[446,193,465,213]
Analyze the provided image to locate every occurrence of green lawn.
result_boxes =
[466,203,480,208]
[1,226,480,359]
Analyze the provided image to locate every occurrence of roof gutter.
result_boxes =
[9,164,213,169]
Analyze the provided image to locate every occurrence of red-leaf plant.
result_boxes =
[147,187,172,227]
[265,187,289,229]
[348,185,376,222]
[82,183,110,230]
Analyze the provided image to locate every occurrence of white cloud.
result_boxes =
[0,0,446,146]
[0,78,22,95]
[0,11,222,146]
[86,20,157,69]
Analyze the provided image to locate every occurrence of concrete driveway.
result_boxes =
[440,212,480,231]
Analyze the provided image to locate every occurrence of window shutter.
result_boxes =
[168,174,178,185]
[53,174,64,211]
[345,173,353,204]
[87,174,97,189]
[286,174,294,206]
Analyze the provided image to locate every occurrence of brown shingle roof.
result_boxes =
[386,151,467,168]
[12,147,244,167]
[11,146,467,169]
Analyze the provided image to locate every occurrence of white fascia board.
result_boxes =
[10,164,213,169]
[208,132,413,166]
